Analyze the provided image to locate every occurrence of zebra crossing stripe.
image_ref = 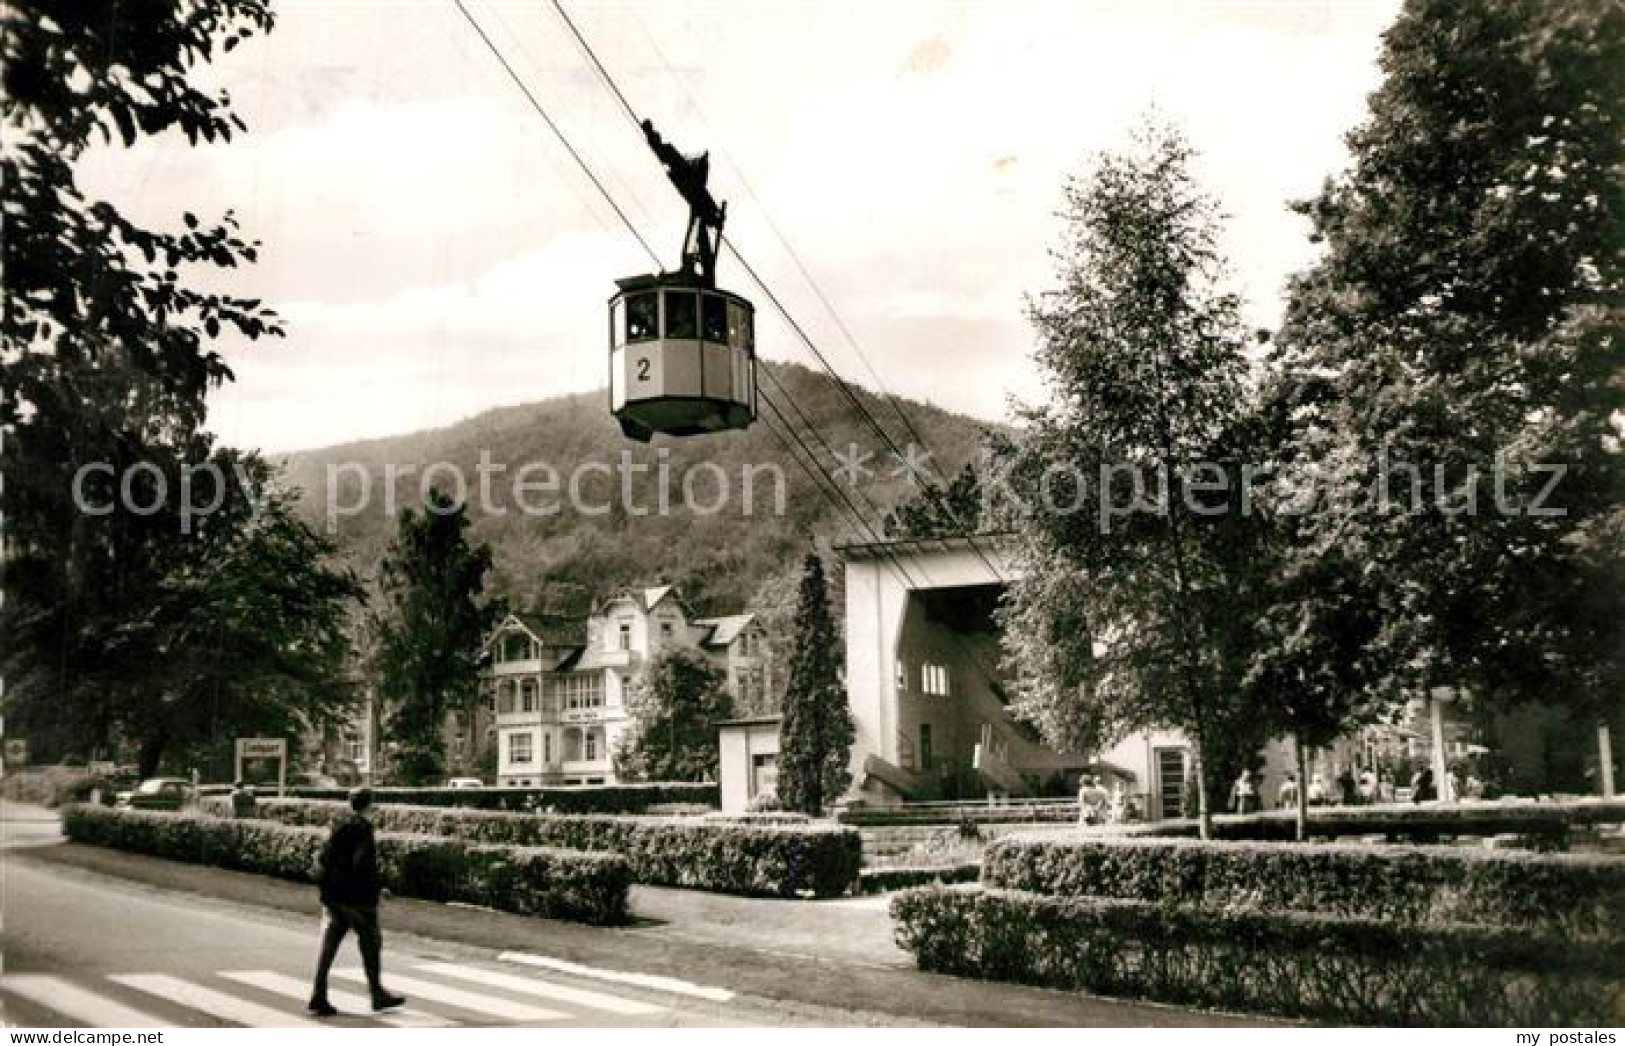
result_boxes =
[331,969,565,1022]
[497,951,735,1003]
[2,974,168,1028]
[220,970,453,1027]
[109,973,322,1028]
[415,961,666,1016]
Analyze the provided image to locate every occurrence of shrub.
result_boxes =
[283,783,718,815]
[62,805,629,924]
[2,766,96,808]
[891,886,1625,1025]
[984,833,1625,936]
[211,798,862,898]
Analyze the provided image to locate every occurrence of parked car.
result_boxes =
[117,777,192,811]
[290,772,340,790]
[446,777,484,789]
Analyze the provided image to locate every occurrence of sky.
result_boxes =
[79,0,1403,453]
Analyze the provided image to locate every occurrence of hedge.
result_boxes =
[1137,798,1625,844]
[212,798,862,898]
[891,886,1625,1026]
[63,805,630,925]
[283,783,719,814]
[983,834,1625,936]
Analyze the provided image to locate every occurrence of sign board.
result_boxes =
[234,737,288,796]
[3,738,27,767]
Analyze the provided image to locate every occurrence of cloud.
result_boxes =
[89,0,1401,452]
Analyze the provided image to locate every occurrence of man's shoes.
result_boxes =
[371,991,406,1012]
[308,999,339,1018]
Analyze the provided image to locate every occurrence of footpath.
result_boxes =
[1,802,1271,1027]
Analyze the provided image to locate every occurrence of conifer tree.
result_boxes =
[777,555,854,814]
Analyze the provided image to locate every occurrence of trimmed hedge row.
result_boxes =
[983,834,1625,935]
[285,783,719,814]
[216,798,862,898]
[1137,798,1625,843]
[64,805,630,925]
[891,886,1625,1026]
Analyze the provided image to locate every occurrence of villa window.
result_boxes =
[922,663,950,697]
[618,623,632,651]
[586,731,599,761]
[565,674,605,711]
[501,632,534,663]
[520,679,537,713]
[508,732,534,765]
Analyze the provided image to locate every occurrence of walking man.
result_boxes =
[308,787,404,1016]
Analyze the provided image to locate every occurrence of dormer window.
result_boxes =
[619,623,632,651]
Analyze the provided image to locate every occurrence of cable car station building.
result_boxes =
[839,536,1194,819]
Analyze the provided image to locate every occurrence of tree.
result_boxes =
[884,462,984,539]
[124,456,365,776]
[1,2,296,766]
[1271,0,1625,790]
[777,554,854,814]
[370,490,501,785]
[999,121,1260,838]
[613,648,733,781]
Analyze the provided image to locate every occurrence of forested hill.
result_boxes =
[277,361,1002,616]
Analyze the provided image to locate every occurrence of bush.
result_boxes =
[63,805,630,925]
[2,766,96,808]
[213,798,862,898]
[983,834,1625,936]
[891,886,1625,1025]
[284,783,718,815]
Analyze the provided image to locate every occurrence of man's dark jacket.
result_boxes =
[316,812,382,906]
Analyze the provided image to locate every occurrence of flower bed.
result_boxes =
[63,805,630,924]
[858,862,981,894]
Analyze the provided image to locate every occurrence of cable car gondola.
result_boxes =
[610,121,756,442]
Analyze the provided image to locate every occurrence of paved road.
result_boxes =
[1,805,1270,1028]
[0,811,783,1028]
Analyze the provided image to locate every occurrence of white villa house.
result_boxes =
[481,586,767,786]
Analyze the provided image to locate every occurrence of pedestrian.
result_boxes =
[1107,780,1128,824]
[1077,774,1108,825]
[1411,766,1436,803]
[1307,771,1329,806]
[1277,773,1299,810]
[230,779,257,819]
[1229,770,1258,814]
[1337,767,1358,806]
[308,787,404,1017]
